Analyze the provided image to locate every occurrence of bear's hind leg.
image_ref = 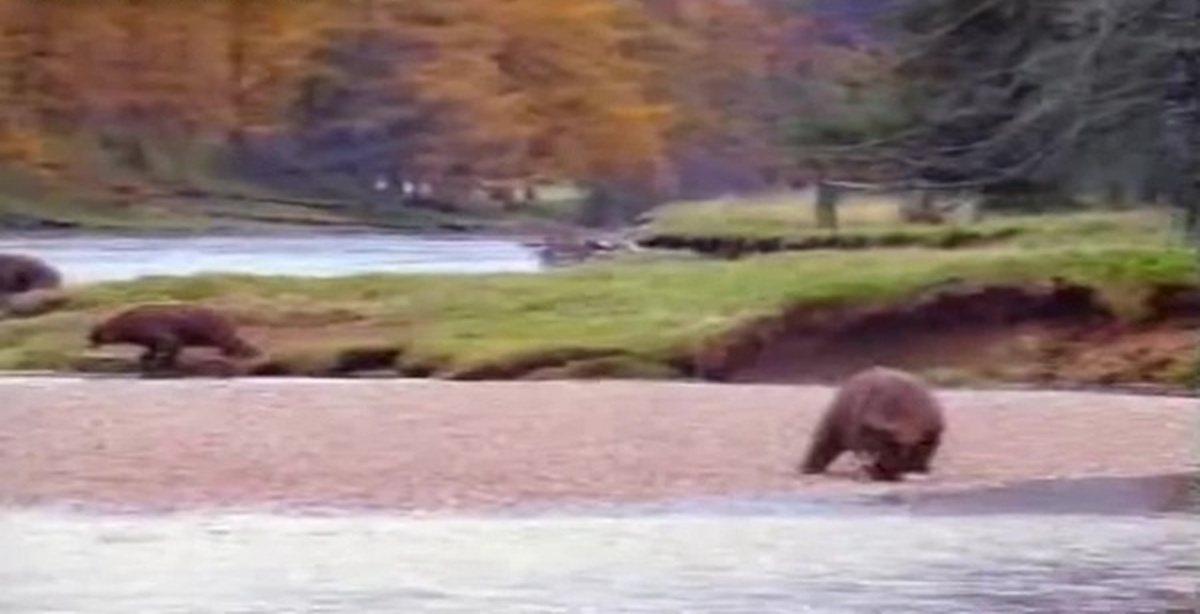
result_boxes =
[155,336,182,370]
[140,334,182,374]
[137,345,159,372]
[219,336,260,359]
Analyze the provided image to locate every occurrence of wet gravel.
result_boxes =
[0,378,1195,512]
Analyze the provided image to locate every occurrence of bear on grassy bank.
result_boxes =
[0,254,66,319]
[88,303,262,373]
[0,253,61,295]
[1,288,69,318]
[799,366,946,482]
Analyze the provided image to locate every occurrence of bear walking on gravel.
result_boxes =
[799,366,946,482]
[88,303,262,373]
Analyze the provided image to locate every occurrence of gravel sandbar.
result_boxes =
[0,378,1195,511]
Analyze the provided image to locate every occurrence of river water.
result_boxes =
[0,234,544,282]
[2,480,1196,614]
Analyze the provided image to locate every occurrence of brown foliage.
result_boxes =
[0,0,828,200]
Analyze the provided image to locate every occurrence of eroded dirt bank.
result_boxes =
[635,227,1021,256]
[695,280,1200,388]
[63,280,1200,389]
[0,379,1194,512]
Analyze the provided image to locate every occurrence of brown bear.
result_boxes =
[88,303,261,373]
[1,288,69,318]
[0,253,62,296]
[799,366,946,482]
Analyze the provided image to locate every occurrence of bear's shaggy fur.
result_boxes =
[799,366,946,482]
[88,303,261,372]
[0,253,62,296]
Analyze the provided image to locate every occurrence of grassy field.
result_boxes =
[0,167,512,234]
[637,190,1181,249]
[0,135,589,234]
[0,243,1194,378]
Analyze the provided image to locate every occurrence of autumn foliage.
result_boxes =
[0,0,831,208]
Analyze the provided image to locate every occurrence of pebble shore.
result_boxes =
[0,378,1195,512]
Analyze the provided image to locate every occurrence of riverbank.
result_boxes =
[0,199,585,239]
[0,379,1194,513]
[1,245,1195,389]
[0,165,591,238]
[634,196,1178,253]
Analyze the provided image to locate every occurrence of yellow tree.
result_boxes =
[383,0,674,189]
[69,2,201,165]
[636,0,803,191]
[0,0,813,217]
[0,1,336,170]
[371,0,526,180]
[205,0,338,147]
[0,0,82,167]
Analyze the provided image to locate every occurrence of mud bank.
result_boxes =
[636,226,1021,257]
[708,279,1200,388]
[63,280,1200,391]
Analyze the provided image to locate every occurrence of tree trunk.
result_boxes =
[582,179,661,228]
[1160,0,1200,241]
[815,180,840,230]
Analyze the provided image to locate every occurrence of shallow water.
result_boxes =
[2,483,1196,614]
[0,234,543,282]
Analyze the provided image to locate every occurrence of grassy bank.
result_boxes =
[0,244,1195,382]
[0,137,587,234]
[0,169,555,235]
[636,192,1181,251]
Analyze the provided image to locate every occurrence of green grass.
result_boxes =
[1,244,1194,374]
[519,183,588,222]
[638,191,1177,248]
[0,167,216,231]
[642,190,909,237]
[0,163,488,234]
[0,132,586,233]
